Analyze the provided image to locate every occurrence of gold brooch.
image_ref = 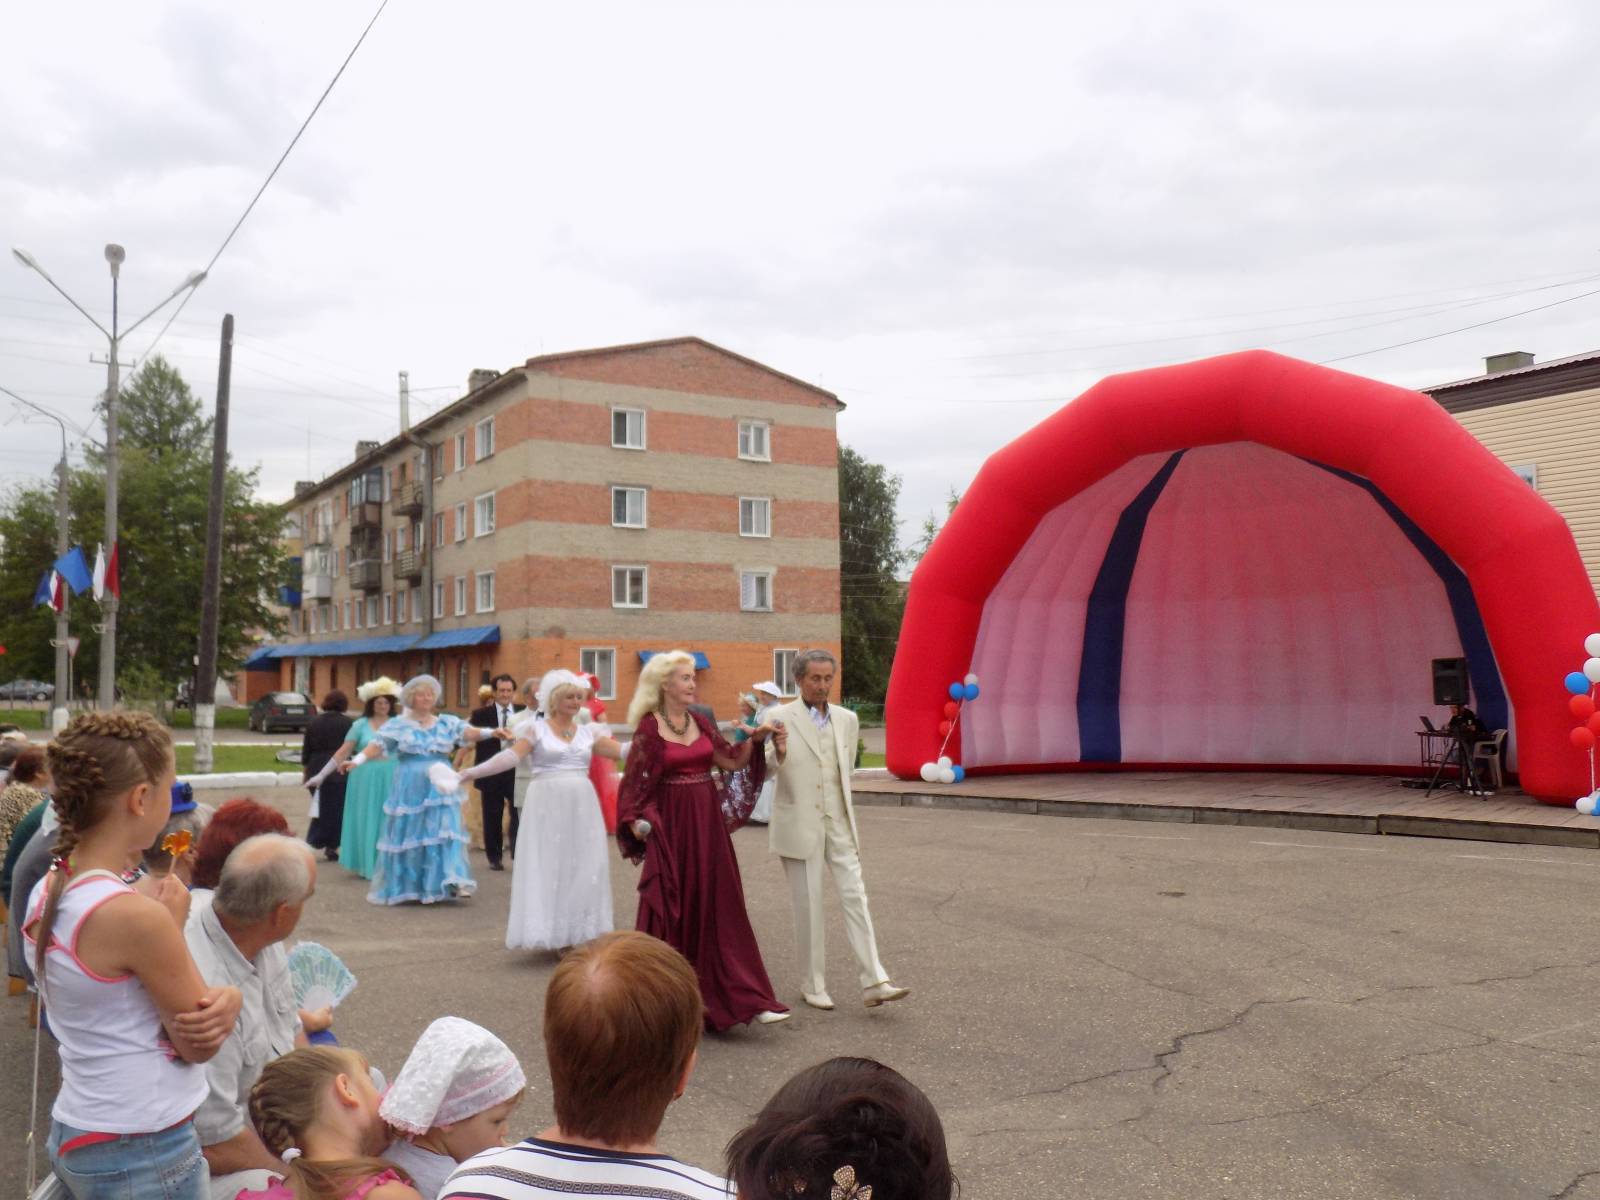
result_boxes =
[831,1165,871,1200]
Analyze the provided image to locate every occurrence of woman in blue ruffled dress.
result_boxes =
[343,673,508,905]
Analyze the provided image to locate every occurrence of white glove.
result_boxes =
[427,762,464,793]
[458,747,520,783]
[305,757,339,790]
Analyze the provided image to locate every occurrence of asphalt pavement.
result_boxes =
[5,797,1600,1199]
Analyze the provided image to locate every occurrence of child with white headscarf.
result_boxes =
[381,1017,527,1199]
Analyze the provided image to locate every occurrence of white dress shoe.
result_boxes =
[754,1009,792,1024]
[862,981,910,1008]
[803,991,836,1010]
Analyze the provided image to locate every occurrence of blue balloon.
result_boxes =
[1566,671,1590,695]
[963,682,980,701]
[948,682,964,700]
[952,764,966,782]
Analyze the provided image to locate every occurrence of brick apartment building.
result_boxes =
[244,337,844,717]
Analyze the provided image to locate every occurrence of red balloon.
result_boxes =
[1572,726,1596,750]
[943,701,960,719]
[1586,713,1600,735]
[938,720,952,736]
[1573,695,1597,719]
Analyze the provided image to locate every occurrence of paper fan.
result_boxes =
[287,942,357,1012]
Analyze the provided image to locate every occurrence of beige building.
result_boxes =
[1426,349,1600,592]
[249,337,844,716]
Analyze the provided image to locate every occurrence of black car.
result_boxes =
[249,691,314,733]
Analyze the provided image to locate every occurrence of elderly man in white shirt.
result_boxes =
[184,833,318,1199]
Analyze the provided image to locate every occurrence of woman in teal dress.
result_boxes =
[344,673,506,905]
[304,677,400,879]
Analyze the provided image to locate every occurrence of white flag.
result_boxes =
[92,543,106,601]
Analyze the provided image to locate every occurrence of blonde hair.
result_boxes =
[626,651,696,727]
[250,1047,410,1200]
[36,712,174,982]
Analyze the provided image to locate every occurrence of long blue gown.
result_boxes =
[367,713,477,905]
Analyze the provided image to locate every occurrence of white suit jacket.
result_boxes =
[768,698,860,860]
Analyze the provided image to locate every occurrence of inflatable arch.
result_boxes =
[886,351,1600,802]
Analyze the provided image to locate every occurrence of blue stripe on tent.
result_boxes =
[414,625,500,650]
[638,650,712,670]
[1076,451,1187,762]
[1308,461,1509,733]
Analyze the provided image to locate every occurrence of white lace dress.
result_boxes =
[506,719,614,951]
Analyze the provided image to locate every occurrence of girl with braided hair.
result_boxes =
[24,710,243,1200]
[244,1047,422,1200]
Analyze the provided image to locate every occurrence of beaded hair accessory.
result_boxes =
[830,1166,871,1200]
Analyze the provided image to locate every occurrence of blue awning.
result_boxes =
[638,650,711,670]
[241,646,279,670]
[265,635,419,659]
[413,625,501,650]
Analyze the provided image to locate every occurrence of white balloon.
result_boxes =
[938,767,957,784]
[937,755,953,769]
[1580,793,1600,816]
[1586,634,1600,658]
[919,762,939,783]
[963,673,980,687]
[1584,658,1600,684]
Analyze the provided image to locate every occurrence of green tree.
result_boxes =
[838,445,907,705]
[0,356,288,699]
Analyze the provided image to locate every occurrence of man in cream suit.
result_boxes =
[770,649,909,1011]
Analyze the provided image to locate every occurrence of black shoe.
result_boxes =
[323,848,339,862]
[489,860,505,871]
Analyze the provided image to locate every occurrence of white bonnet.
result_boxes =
[379,1016,526,1135]
[536,669,588,716]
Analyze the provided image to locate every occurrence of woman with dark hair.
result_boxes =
[303,678,401,880]
[0,743,49,851]
[302,689,353,861]
[726,1057,956,1200]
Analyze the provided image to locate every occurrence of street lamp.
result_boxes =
[11,245,207,709]
[0,386,74,730]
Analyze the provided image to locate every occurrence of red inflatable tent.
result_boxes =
[886,351,1599,802]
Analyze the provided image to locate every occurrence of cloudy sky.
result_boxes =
[3,0,1598,540]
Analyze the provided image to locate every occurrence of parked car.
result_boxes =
[0,679,54,702]
[249,691,314,733]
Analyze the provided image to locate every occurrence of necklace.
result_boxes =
[549,720,577,741]
[660,708,690,737]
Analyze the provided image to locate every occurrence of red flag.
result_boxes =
[105,542,120,600]
[51,572,66,613]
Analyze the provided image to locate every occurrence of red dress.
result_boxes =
[618,712,785,1030]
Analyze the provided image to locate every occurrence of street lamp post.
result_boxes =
[10,246,206,709]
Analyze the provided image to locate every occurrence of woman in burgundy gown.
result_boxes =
[617,651,790,1030]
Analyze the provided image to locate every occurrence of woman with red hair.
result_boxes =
[190,798,291,891]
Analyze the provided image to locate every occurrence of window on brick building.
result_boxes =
[384,593,394,625]
[383,530,393,563]
[739,497,772,538]
[344,599,352,629]
[454,502,467,542]
[290,611,303,635]
[475,492,496,536]
[738,420,771,461]
[773,649,800,695]
[455,431,467,472]
[457,659,470,707]
[432,443,445,481]
[433,581,445,618]
[740,570,773,612]
[397,588,407,624]
[353,599,363,629]
[611,408,646,450]
[612,566,647,608]
[366,596,379,626]
[454,575,467,616]
[611,486,646,528]
[411,586,423,623]
[475,416,495,460]
[435,513,446,547]
[580,648,616,700]
[476,571,496,613]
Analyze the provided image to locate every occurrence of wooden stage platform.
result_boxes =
[849,769,1600,848]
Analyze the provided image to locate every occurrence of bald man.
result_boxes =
[185,833,318,1198]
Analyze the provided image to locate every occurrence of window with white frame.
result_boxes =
[475,491,496,536]
[432,443,445,481]
[353,599,363,629]
[344,599,353,629]
[1512,463,1539,488]
[290,611,303,635]
[611,407,645,450]
[396,588,407,624]
[384,592,394,625]
[383,530,393,563]
[580,648,616,699]
[476,570,496,613]
[365,596,379,626]
[413,521,424,550]
[396,525,407,553]
[433,582,445,618]
[739,497,772,538]
[434,513,446,547]
[454,502,467,542]
[740,570,774,612]
[773,649,800,695]
[331,603,340,632]
[411,586,423,623]
[457,660,469,707]
[611,486,646,528]
[612,565,648,608]
[455,431,467,472]
[738,419,771,461]
[454,576,467,616]
[475,416,495,460]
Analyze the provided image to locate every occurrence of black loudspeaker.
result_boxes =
[1432,658,1469,706]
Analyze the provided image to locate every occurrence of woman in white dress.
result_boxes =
[456,670,624,952]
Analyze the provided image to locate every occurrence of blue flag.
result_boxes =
[54,547,93,596]
[33,569,55,607]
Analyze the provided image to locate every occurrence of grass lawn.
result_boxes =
[859,751,886,769]
[0,708,47,730]
[175,744,297,775]
[0,707,255,732]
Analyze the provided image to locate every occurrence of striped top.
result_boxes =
[442,1138,731,1200]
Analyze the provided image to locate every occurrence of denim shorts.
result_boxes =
[47,1118,208,1200]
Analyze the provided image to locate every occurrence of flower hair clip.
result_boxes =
[831,1165,871,1200]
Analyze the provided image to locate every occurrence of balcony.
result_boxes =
[304,523,333,549]
[301,573,334,601]
[348,528,381,561]
[350,500,382,530]
[392,480,424,517]
[348,559,383,592]
[395,548,424,582]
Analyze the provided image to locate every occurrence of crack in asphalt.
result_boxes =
[1151,996,1313,1092]
[1553,1169,1600,1199]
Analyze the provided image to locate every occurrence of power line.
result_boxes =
[1317,283,1600,366]
[139,0,392,363]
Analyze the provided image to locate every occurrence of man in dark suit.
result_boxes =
[470,673,523,870]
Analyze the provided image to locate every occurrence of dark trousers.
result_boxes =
[481,779,519,864]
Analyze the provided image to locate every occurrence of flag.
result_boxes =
[54,547,93,596]
[34,570,64,613]
[93,544,106,601]
[94,542,121,602]
[104,541,120,600]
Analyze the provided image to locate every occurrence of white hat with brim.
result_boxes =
[752,680,782,699]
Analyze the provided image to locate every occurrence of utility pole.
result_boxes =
[99,243,123,710]
[399,368,410,432]
[194,314,232,774]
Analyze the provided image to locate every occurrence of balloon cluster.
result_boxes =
[1568,634,1600,814]
[918,673,980,784]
